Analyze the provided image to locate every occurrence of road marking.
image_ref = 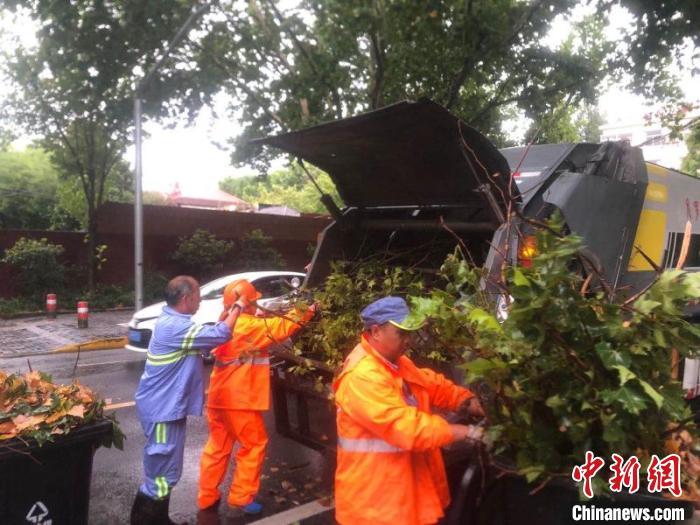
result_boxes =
[247,499,334,525]
[105,400,136,411]
[105,389,210,412]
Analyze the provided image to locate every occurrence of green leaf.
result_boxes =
[653,329,666,347]
[613,386,648,415]
[512,269,530,288]
[612,365,636,385]
[635,298,661,314]
[594,342,630,369]
[637,379,664,409]
[519,465,546,484]
[465,358,506,379]
[545,394,564,409]
[468,308,501,332]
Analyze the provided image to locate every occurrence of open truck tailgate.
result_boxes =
[251,98,516,213]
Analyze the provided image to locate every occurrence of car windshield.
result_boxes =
[199,276,239,301]
[254,276,296,298]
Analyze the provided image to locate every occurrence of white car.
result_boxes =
[125,271,305,352]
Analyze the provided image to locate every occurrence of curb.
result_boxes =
[53,337,128,354]
[0,307,134,321]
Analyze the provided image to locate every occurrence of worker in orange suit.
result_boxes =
[197,279,316,515]
[334,296,485,525]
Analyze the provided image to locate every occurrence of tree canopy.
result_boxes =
[0,147,59,229]
[220,164,342,214]
[682,123,700,178]
[1,0,697,213]
[187,0,698,169]
[2,0,218,288]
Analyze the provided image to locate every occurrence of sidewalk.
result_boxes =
[0,310,133,357]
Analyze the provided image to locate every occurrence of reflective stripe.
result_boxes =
[156,423,167,444]
[337,436,404,453]
[182,324,203,350]
[214,356,270,368]
[147,350,185,366]
[156,476,169,498]
[146,324,204,366]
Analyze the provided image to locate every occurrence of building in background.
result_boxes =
[600,108,698,171]
[166,183,254,212]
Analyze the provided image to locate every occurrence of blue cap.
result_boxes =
[360,296,423,331]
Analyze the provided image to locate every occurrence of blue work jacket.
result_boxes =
[135,306,232,423]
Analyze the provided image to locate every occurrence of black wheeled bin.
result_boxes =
[271,358,336,452]
[0,419,113,525]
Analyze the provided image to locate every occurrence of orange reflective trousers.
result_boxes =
[198,408,268,508]
[198,310,313,509]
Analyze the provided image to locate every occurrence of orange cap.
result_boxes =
[223,279,262,307]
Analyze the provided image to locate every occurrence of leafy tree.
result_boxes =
[171,229,234,281]
[682,123,700,178]
[2,1,216,291]
[575,103,604,143]
[220,164,342,214]
[408,221,700,490]
[194,0,610,168]
[0,147,59,229]
[143,191,170,206]
[193,0,697,167]
[525,102,605,145]
[54,159,134,229]
[1,237,65,299]
[235,229,285,271]
[525,103,580,144]
[605,1,700,101]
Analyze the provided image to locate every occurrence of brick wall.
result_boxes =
[0,202,331,297]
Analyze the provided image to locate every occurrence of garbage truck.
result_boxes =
[253,97,699,300]
[252,98,699,522]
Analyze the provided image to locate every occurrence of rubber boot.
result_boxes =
[156,494,187,525]
[130,490,160,525]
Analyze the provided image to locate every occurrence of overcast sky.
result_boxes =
[1,4,698,195]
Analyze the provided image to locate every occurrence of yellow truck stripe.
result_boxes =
[628,209,667,271]
[646,163,668,178]
[645,182,668,203]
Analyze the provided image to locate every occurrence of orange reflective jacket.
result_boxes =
[207,309,313,410]
[334,336,473,525]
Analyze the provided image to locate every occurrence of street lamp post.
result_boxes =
[133,2,213,310]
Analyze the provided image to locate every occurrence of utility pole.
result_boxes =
[133,2,213,310]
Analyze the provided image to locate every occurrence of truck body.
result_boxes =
[253,99,700,522]
[254,98,700,298]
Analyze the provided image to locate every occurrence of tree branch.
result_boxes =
[190,40,288,129]
[445,0,547,110]
[368,29,386,109]
[263,0,343,119]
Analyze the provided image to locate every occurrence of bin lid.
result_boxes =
[251,98,516,211]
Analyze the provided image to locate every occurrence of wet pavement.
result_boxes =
[3,315,698,525]
[1,347,335,525]
[0,310,133,357]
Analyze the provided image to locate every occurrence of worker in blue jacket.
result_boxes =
[130,275,246,525]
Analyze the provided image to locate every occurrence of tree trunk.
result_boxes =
[86,203,97,294]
